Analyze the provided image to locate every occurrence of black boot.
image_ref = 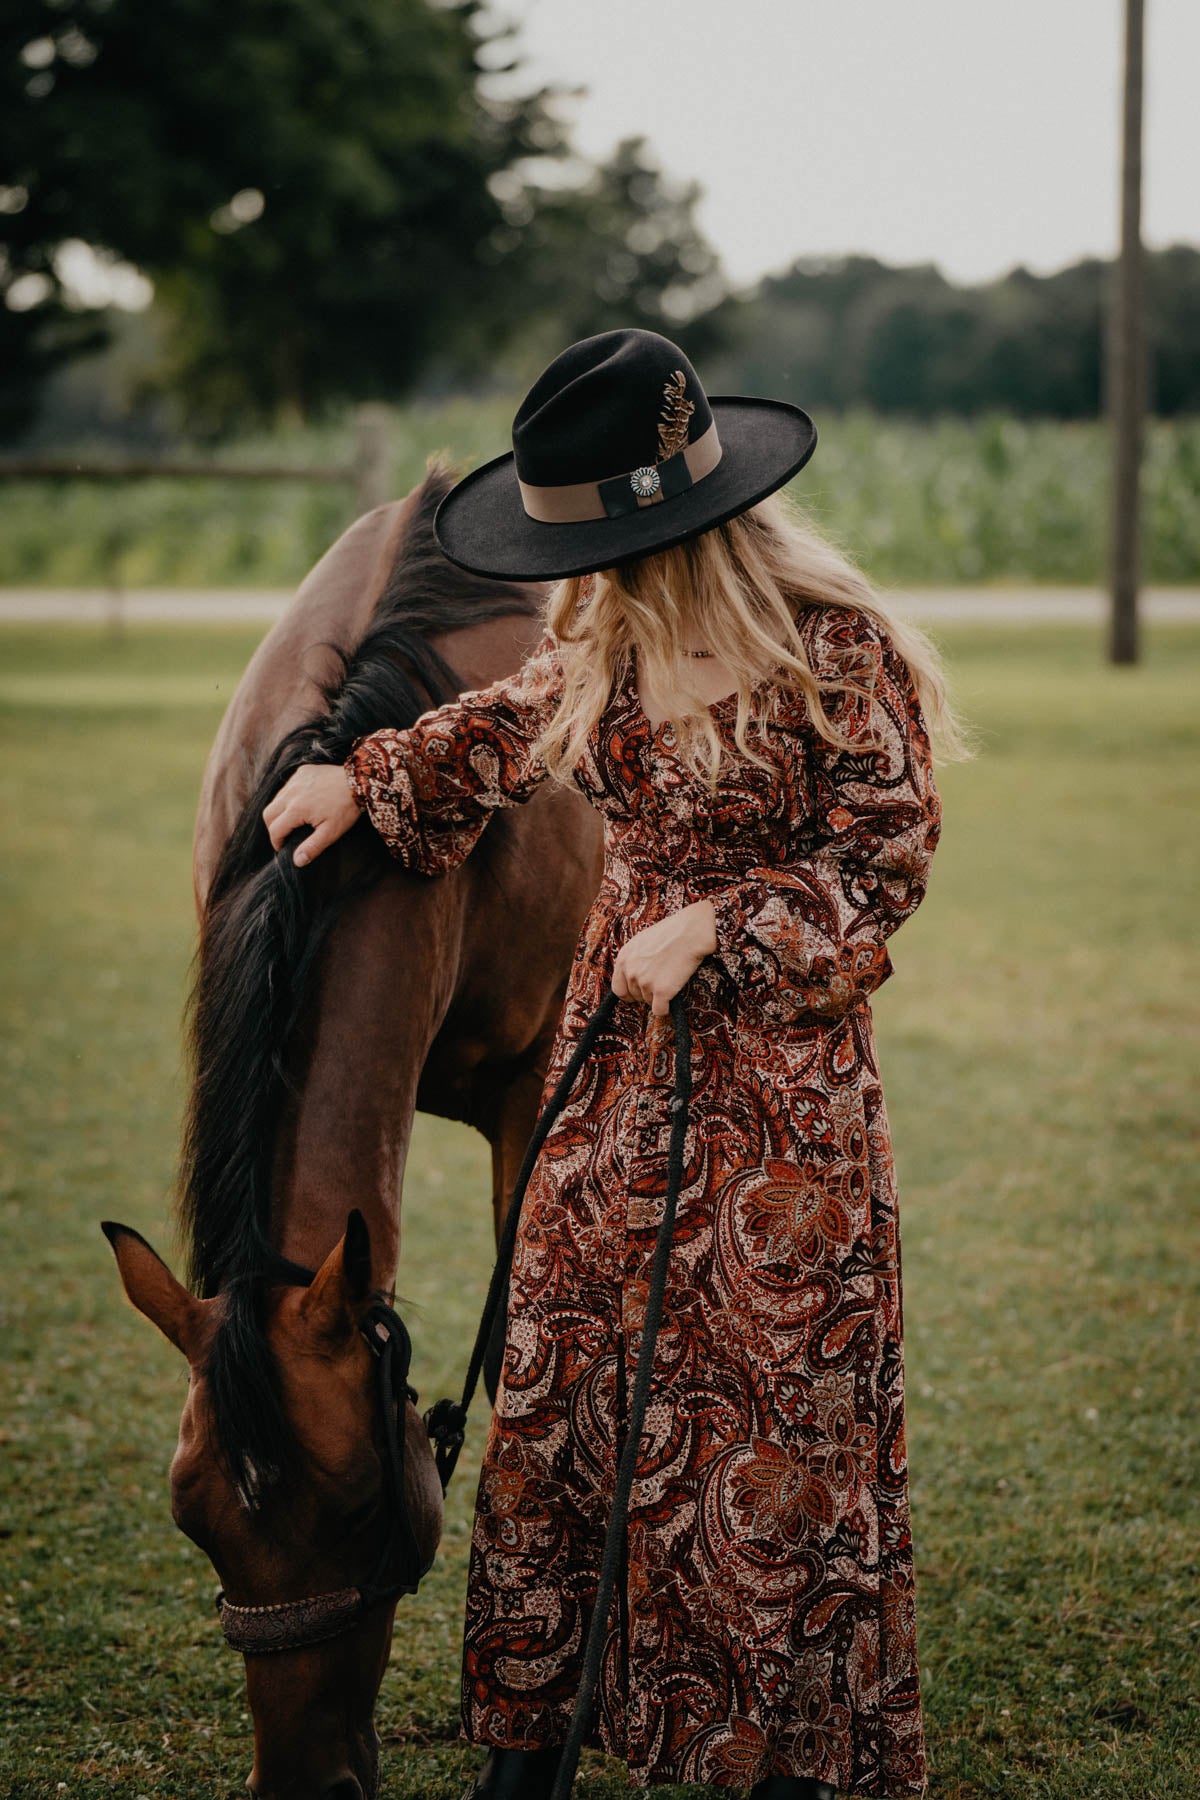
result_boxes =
[749,1779,837,1800]
[461,1743,565,1800]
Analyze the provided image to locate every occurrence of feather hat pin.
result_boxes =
[657,369,695,462]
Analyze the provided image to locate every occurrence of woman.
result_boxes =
[265,329,966,1800]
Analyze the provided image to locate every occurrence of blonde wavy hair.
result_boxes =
[534,488,974,791]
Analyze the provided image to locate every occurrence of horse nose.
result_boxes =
[245,1776,364,1800]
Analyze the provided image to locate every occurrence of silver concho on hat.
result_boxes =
[630,466,661,499]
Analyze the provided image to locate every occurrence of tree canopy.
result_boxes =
[2,0,723,437]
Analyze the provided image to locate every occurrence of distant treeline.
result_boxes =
[704,247,1200,420]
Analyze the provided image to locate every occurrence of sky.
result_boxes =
[494,0,1199,291]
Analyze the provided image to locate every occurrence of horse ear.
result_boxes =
[300,1210,374,1338]
[101,1221,205,1360]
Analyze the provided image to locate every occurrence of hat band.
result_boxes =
[517,421,722,525]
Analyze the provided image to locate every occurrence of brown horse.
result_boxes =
[103,466,604,1800]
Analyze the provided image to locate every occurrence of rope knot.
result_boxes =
[423,1397,469,1494]
[423,1397,467,1450]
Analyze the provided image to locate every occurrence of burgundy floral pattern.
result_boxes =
[344,603,942,1795]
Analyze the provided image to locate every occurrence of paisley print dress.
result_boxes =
[344,601,942,1797]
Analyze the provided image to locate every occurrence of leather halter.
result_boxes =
[214,1299,451,1656]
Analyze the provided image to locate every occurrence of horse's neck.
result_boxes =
[269,876,460,1289]
[193,499,415,912]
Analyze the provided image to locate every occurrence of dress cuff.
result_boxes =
[342,732,418,860]
[343,734,379,813]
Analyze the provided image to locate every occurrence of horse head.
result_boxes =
[102,1210,443,1800]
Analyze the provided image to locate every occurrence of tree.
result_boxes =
[1,0,572,434]
[479,136,727,382]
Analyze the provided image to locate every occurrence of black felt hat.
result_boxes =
[432,327,817,581]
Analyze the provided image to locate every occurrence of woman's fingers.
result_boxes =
[612,951,642,1002]
[264,798,304,852]
[612,931,694,1012]
[293,820,339,867]
[263,777,305,847]
[264,804,289,851]
[612,951,650,1007]
[263,765,361,863]
[615,960,681,1013]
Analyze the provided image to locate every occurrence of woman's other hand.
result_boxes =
[612,900,718,1016]
[263,764,361,866]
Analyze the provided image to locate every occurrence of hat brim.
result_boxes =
[432,396,817,582]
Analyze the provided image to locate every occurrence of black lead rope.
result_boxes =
[423,982,693,1800]
[548,989,692,1800]
[423,982,626,1490]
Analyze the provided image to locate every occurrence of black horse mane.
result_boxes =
[177,460,544,1504]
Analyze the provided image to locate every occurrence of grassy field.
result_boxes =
[2,408,1200,589]
[0,619,1197,1799]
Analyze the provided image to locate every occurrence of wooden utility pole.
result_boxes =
[1109,0,1146,665]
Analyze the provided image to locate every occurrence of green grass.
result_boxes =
[2,408,1200,588]
[1,620,1197,1799]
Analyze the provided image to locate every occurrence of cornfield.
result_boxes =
[2,406,1197,588]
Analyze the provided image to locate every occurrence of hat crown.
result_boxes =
[512,328,713,489]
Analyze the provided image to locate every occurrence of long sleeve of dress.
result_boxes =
[707,606,943,1028]
[343,624,563,876]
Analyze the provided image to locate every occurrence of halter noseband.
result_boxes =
[214,1299,446,1656]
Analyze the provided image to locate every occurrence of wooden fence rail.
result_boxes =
[0,402,393,521]
[0,404,392,633]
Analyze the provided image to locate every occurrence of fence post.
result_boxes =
[105,576,126,642]
[352,405,391,518]
[102,524,129,642]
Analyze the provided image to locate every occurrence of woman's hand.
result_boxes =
[263,764,362,866]
[611,900,718,1016]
